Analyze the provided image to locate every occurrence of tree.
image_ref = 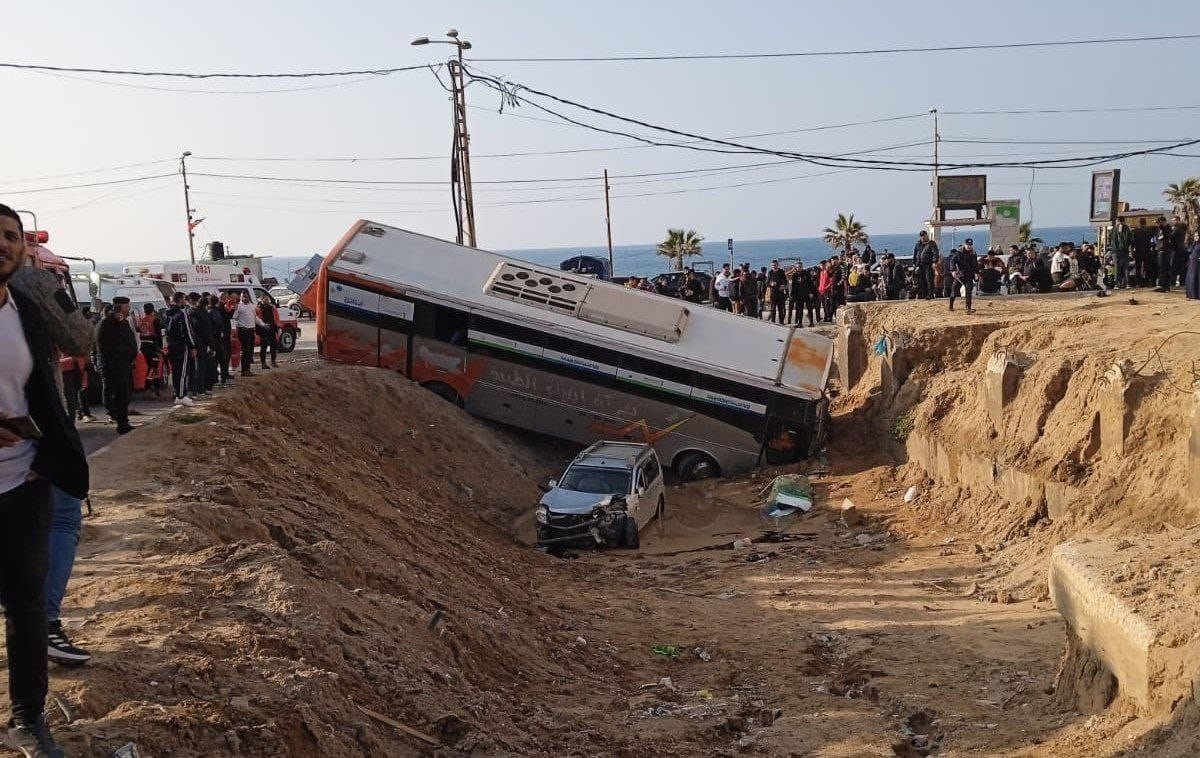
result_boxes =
[1018,221,1042,246]
[1163,177,1200,233]
[656,228,704,271]
[821,213,869,255]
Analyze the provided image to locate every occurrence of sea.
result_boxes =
[96,224,1096,283]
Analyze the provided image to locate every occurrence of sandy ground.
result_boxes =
[8,292,1195,756]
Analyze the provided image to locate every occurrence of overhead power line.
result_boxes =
[469,32,1200,62]
[0,61,434,79]
[2,172,178,195]
[463,68,1200,170]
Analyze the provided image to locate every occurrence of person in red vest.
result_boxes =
[817,260,834,322]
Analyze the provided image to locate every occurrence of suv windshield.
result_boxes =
[559,466,631,495]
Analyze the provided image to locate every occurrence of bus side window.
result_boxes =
[762,415,807,465]
[414,302,468,345]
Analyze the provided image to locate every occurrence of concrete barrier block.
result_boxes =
[834,307,867,390]
[1049,543,1156,711]
[1100,361,1134,460]
[983,350,1022,429]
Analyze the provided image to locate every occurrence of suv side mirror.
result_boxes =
[547,479,557,489]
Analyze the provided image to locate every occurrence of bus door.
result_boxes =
[760,394,819,465]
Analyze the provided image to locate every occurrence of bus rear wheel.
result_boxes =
[675,451,719,482]
[423,381,463,407]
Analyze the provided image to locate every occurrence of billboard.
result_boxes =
[988,199,1020,251]
[1090,169,1121,223]
[936,175,987,211]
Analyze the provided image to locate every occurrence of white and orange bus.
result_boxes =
[307,221,834,479]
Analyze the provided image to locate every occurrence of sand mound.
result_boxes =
[48,365,660,756]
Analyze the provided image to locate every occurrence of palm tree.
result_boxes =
[821,213,869,255]
[1163,178,1200,233]
[1018,221,1042,246]
[656,228,704,271]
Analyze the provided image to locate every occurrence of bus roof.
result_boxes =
[324,221,833,401]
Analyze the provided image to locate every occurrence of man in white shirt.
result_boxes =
[0,203,84,757]
[232,291,266,376]
[713,263,733,311]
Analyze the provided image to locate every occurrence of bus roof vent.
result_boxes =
[484,263,587,315]
[483,262,690,343]
[577,285,689,343]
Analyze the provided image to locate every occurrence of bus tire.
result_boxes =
[278,328,297,353]
[622,514,640,549]
[675,451,719,482]
[423,381,463,407]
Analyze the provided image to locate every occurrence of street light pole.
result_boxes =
[603,169,614,276]
[414,30,477,248]
[180,151,196,264]
[930,108,939,218]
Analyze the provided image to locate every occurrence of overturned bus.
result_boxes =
[305,221,833,480]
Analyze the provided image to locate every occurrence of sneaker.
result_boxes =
[178,396,196,407]
[260,365,272,370]
[47,620,90,667]
[1152,286,1168,293]
[5,715,65,757]
[116,425,135,435]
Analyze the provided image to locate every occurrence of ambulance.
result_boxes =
[122,262,301,352]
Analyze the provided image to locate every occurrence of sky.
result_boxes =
[4,0,1200,264]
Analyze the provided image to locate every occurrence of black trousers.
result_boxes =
[168,349,192,400]
[0,478,51,724]
[1114,253,1129,288]
[259,328,277,367]
[768,300,785,324]
[103,362,132,428]
[62,369,82,421]
[238,328,256,373]
[1158,250,1174,289]
[915,266,933,298]
[949,278,974,310]
[216,340,231,383]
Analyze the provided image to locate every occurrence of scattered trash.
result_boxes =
[758,474,814,520]
[732,538,753,550]
[574,636,587,647]
[759,707,783,726]
[112,744,140,758]
[428,609,445,632]
[53,697,73,724]
[652,644,682,660]
[855,533,883,545]
[694,646,712,662]
[658,676,676,691]
[903,486,919,503]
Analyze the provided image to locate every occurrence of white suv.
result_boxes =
[535,441,666,549]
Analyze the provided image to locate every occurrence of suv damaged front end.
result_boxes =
[535,493,631,548]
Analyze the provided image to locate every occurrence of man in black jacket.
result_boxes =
[187,293,214,396]
[0,203,85,757]
[96,295,139,435]
[913,230,938,299]
[949,241,979,313]
[1153,216,1175,292]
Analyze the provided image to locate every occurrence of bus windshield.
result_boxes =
[559,467,631,495]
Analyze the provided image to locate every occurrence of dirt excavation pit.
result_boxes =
[10,290,1197,756]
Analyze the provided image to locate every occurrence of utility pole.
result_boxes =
[930,108,939,215]
[180,151,196,264]
[603,169,614,276]
[414,30,477,248]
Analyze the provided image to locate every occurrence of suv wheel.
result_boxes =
[675,451,719,482]
[278,328,297,353]
[622,514,640,549]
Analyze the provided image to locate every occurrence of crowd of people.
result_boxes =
[61,290,285,434]
[0,202,296,756]
[699,219,1200,325]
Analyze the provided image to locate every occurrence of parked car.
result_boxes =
[650,270,712,301]
[270,286,312,319]
[535,441,666,549]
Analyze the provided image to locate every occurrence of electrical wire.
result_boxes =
[942,104,1200,116]
[2,172,178,195]
[469,33,1200,62]
[0,61,435,79]
[464,68,1200,170]
[3,158,175,183]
